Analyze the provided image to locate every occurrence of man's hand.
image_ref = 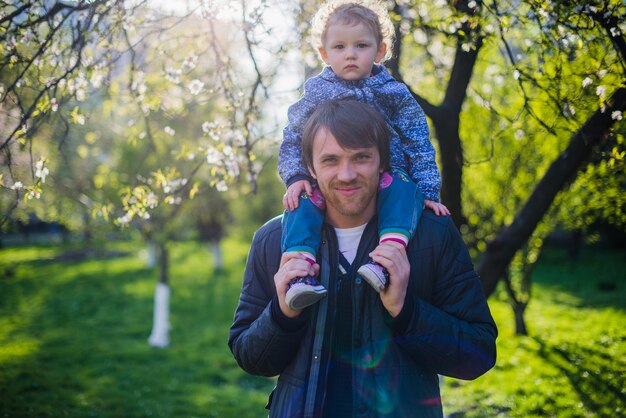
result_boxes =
[369,241,410,317]
[274,252,320,318]
[283,180,313,211]
[425,199,451,216]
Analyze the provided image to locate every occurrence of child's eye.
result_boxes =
[357,43,369,48]
[334,44,344,49]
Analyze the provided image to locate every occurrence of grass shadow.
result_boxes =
[533,336,625,417]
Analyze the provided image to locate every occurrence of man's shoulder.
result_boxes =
[412,211,457,246]
[254,215,283,242]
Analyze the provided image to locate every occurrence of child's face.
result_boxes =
[319,22,387,81]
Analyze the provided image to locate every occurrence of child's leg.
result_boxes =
[357,170,424,292]
[281,188,328,310]
[377,169,424,246]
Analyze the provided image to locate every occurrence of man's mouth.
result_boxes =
[334,183,360,196]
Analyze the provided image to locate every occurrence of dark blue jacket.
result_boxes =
[229,212,497,417]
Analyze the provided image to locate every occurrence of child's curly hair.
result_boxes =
[311,0,395,63]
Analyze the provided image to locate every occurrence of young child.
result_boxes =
[279,0,450,310]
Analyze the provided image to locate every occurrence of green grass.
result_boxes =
[0,239,275,418]
[441,248,626,418]
[0,242,624,417]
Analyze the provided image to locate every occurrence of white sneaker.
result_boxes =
[285,276,327,310]
[357,262,389,293]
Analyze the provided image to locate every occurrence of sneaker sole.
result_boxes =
[357,266,386,293]
[286,285,327,310]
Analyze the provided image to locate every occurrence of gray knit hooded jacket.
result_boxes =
[278,64,441,201]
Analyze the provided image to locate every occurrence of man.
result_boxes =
[229,100,497,417]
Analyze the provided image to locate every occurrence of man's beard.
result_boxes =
[320,179,378,218]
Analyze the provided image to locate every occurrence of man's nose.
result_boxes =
[337,162,357,182]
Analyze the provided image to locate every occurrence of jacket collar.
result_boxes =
[318,64,394,87]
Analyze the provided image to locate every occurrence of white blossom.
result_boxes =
[611,111,623,121]
[596,85,606,99]
[35,159,49,183]
[202,121,214,133]
[91,73,104,88]
[610,27,621,37]
[182,55,198,72]
[27,190,41,200]
[513,70,520,80]
[207,148,221,165]
[216,180,228,192]
[188,79,204,95]
[468,0,477,9]
[146,192,158,209]
[11,181,23,190]
[165,67,182,84]
[582,77,593,88]
[164,126,175,136]
[563,102,575,117]
[76,114,86,125]
[117,213,132,225]
[515,129,525,140]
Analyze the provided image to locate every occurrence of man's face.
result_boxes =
[309,127,381,228]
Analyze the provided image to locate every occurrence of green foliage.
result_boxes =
[1,242,624,417]
[557,131,626,236]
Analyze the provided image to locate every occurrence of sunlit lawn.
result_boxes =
[0,240,624,417]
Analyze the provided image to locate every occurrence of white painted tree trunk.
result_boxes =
[148,283,170,348]
[145,240,157,268]
[211,239,223,271]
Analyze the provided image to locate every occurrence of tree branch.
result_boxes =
[478,87,626,297]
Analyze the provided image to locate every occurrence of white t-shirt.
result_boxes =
[334,224,367,265]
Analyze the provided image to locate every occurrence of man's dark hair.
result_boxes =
[301,99,391,173]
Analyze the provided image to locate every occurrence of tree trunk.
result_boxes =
[145,239,157,268]
[211,239,223,271]
[478,88,626,297]
[432,115,466,227]
[513,304,528,336]
[148,242,170,348]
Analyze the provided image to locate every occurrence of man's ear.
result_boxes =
[375,43,387,63]
[318,47,329,65]
[308,166,317,180]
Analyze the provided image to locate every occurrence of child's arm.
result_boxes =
[278,79,324,191]
[279,96,315,211]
